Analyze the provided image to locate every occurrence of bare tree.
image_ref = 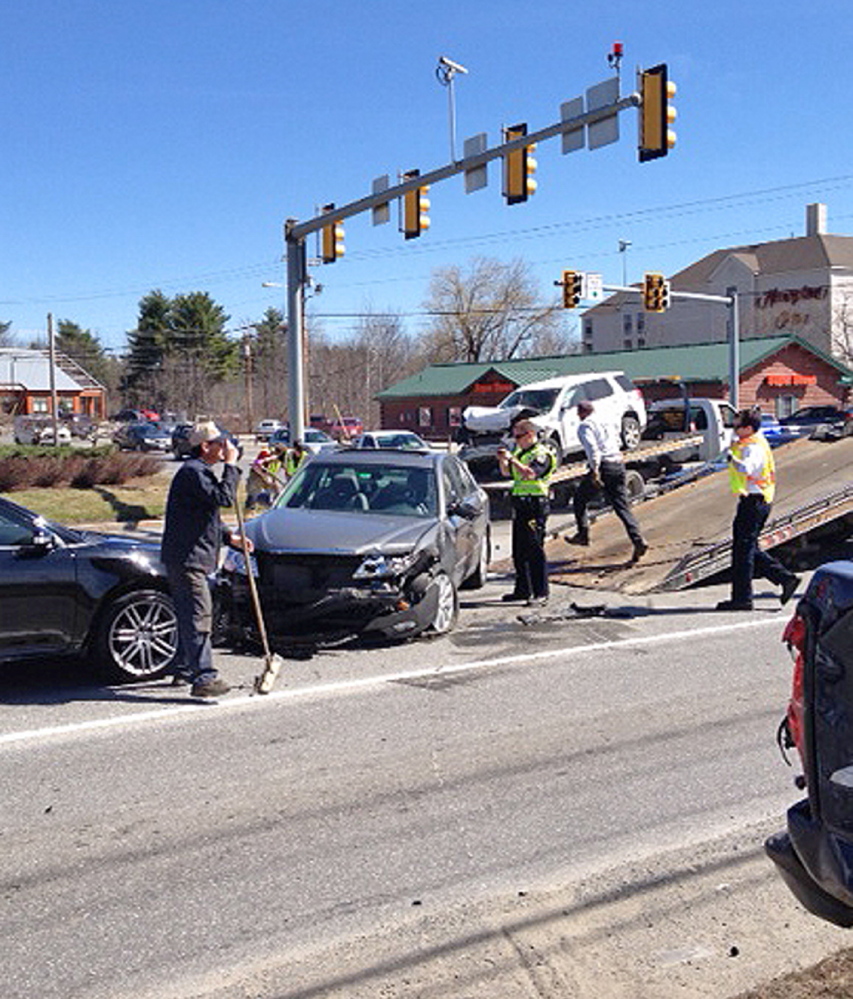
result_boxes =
[421,257,574,362]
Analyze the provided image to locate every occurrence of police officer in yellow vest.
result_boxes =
[716,408,800,611]
[284,440,308,479]
[497,415,557,607]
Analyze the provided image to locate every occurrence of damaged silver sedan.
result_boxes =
[216,449,490,646]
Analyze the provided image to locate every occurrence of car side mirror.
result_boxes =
[450,497,482,520]
[20,526,55,556]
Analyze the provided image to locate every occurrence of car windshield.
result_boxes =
[375,434,425,449]
[277,462,438,518]
[500,388,561,412]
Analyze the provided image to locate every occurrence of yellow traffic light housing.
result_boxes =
[639,64,677,162]
[402,170,430,239]
[320,203,345,263]
[561,269,584,309]
[503,123,538,204]
[643,272,670,312]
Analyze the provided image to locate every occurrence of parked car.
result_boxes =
[61,413,97,440]
[113,421,173,452]
[350,430,432,451]
[13,416,73,446]
[759,413,792,445]
[311,415,364,440]
[216,448,490,646]
[110,408,159,423]
[0,495,178,682]
[254,418,285,443]
[268,426,337,455]
[171,422,195,459]
[779,405,853,435]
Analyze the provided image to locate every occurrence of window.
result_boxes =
[623,339,633,350]
[584,378,615,402]
[637,313,645,334]
[418,407,432,428]
[622,313,633,334]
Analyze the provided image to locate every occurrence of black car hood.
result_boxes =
[246,508,437,555]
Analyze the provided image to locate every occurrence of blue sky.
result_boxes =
[3,0,853,354]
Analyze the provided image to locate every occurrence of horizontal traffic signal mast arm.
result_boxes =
[600,282,734,305]
[287,91,641,242]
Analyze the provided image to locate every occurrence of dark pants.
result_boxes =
[730,494,794,603]
[573,459,643,545]
[510,494,549,599]
[166,565,218,684]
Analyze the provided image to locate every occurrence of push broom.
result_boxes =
[233,487,284,694]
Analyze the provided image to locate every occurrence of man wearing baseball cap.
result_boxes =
[160,420,248,697]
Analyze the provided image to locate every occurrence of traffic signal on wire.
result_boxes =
[503,123,538,204]
[639,64,677,162]
[643,272,670,312]
[402,170,430,239]
[562,270,584,309]
[320,204,345,263]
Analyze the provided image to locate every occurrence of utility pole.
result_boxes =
[47,313,58,442]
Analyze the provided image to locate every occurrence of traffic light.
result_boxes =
[561,270,584,309]
[643,272,670,312]
[402,170,430,239]
[503,123,537,204]
[638,63,677,162]
[320,203,345,263]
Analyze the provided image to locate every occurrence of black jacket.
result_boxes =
[160,457,240,571]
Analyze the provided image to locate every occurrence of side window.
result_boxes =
[690,407,708,431]
[442,463,463,508]
[585,378,614,402]
[0,511,35,547]
[615,374,637,393]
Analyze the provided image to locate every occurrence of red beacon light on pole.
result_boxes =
[608,41,624,73]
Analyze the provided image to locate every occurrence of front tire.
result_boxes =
[94,588,178,683]
[621,415,642,451]
[424,572,459,636]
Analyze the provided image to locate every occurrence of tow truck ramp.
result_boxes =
[545,436,853,595]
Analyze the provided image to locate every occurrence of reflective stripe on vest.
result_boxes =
[728,432,776,502]
[510,443,555,497]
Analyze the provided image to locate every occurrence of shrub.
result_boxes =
[0,448,161,491]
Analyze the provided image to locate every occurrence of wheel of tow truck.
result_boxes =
[625,469,645,502]
[621,415,642,451]
[426,572,459,636]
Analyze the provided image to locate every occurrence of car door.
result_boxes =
[0,509,78,657]
[441,457,484,582]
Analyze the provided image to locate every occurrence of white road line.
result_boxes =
[0,617,784,748]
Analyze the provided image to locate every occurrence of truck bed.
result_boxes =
[543,435,853,594]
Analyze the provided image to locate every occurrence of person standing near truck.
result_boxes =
[496,416,556,606]
[567,400,648,563]
[716,408,800,611]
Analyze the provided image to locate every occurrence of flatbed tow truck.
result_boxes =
[485,434,853,595]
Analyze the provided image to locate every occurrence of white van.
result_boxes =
[462,371,647,462]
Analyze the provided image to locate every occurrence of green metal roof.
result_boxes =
[376,335,853,400]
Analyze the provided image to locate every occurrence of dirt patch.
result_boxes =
[733,948,853,999]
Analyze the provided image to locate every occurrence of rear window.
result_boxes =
[615,374,638,393]
[584,378,615,402]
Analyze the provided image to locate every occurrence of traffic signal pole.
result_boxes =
[594,281,740,409]
[283,89,641,440]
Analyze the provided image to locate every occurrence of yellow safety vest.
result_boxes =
[728,432,776,502]
[285,449,306,477]
[510,442,556,498]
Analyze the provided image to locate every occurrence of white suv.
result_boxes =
[462,371,646,462]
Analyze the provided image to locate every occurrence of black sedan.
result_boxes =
[0,496,178,683]
[114,421,173,452]
[779,405,853,435]
[217,449,490,645]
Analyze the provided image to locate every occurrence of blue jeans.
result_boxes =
[166,565,218,684]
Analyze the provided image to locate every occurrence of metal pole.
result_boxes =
[47,313,59,441]
[727,287,740,410]
[285,220,307,442]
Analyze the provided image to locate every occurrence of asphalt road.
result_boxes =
[3,566,849,999]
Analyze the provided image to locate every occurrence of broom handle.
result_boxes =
[233,486,273,659]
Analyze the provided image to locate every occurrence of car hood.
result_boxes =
[463,404,523,432]
[246,508,437,554]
